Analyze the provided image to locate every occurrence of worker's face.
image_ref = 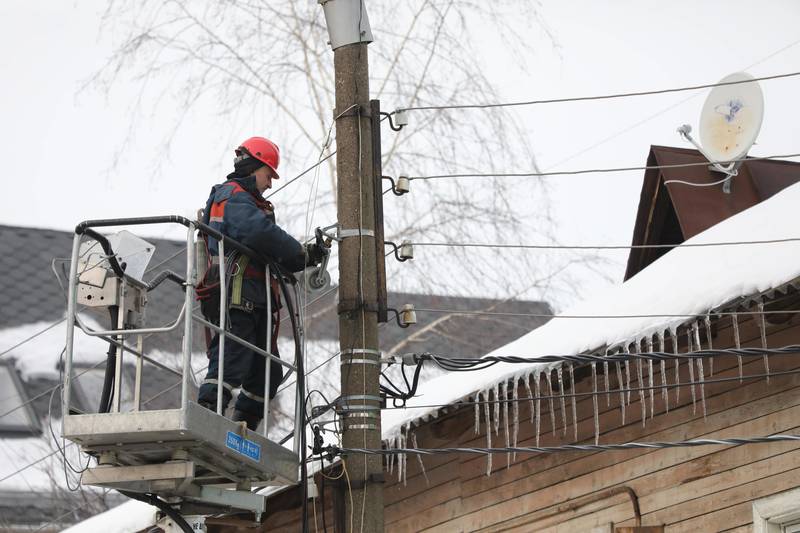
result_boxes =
[253,165,278,193]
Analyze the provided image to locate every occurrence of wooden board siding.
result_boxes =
[257,310,800,532]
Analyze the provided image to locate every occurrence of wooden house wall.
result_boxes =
[255,307,800,532]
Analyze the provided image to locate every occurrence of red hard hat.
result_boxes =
[235,136,280,178]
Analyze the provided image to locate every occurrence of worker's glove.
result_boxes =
[305,242,328,267]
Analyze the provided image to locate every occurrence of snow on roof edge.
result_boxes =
[381,181,800,441]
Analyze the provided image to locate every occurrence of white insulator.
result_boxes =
[396,176,411,194]
[399,240,414,260]
[395,109,409,127]
[400,303,417,325]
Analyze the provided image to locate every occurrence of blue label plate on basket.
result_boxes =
[226,431,261,461]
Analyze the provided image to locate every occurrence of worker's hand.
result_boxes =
[304,242,328,267]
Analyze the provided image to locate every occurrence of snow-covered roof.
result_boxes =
[382,181,800,440]
[61,499,156,533]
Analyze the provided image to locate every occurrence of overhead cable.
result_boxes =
[330,434,800,457]
[267,151,337,198]
[395,70,800,113]
[413,345,800,369]
[1,247,187,360]
[409,236,800,251]
[413,307,800,320]
[379,369,800,411]
[406,152,800,180]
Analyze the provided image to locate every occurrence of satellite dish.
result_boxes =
[698,72,764,163]
[676,71,764,192]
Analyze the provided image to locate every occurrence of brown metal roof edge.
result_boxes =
[623,146,669,281]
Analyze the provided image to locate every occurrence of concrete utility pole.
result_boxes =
[319,1,383,531]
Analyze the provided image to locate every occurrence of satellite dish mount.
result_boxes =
[676,72,764,194]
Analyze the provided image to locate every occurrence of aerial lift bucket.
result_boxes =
[60,216,306,521]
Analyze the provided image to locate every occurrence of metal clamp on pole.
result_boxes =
[338,228,375,239]
[341,348,382,366]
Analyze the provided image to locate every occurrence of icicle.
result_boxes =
[687,328,697,414]
[635,343,646,427]
[501,381,511,468]
[591,362,599,445]
[604,359,611,407]
[557,365,567,436]
[692,322,707,419]
[671,327,680,404]
[696,356,707,419]
[704,315,714,377]
[534,371,542,447]
[624,346,632,406]
[474,392,481,435]
[493,383,500,435]
[646,337,655,419]
[397,429,405,484]
[388,436,395,474]
[545,370,556,436]
[524,373,535,427]
[732,312,743,382]
[758,302,771,382]
[483,389,492,476]
[412,434,429,486]
[569,363,578,441]
[403,430,408,486]
[616,361,626,425]
[512,378,520,461]
[658,331,669,413]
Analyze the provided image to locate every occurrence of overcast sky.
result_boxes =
[1,0,799,300]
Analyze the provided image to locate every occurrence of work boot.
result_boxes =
[232,409,261,431]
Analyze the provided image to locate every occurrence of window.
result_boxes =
[0,361,40,435]
[754,487,800,533]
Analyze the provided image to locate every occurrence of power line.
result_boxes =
[408,236,800,251]
[0,319,65,358]
[395,70,800,113]
[267,151,337,198]
[1,247,187,361]
[406,152,800,180]
[413,307,800,320]
[380,369,800,411]
[331,434,800,457]
[415,345,800,368]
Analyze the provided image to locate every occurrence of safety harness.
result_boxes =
[196,180,282,351]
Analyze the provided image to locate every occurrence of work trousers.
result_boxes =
[198,307,283,417]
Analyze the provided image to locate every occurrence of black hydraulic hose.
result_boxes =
[79,228,128,279]
[275,271,308,533]
[146,270,186,292]
[99,306,119,413]
[119,490,193,533]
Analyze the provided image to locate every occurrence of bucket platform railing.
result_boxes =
[61,215,305,519]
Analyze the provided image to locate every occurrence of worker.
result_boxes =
[196,136,326,431]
